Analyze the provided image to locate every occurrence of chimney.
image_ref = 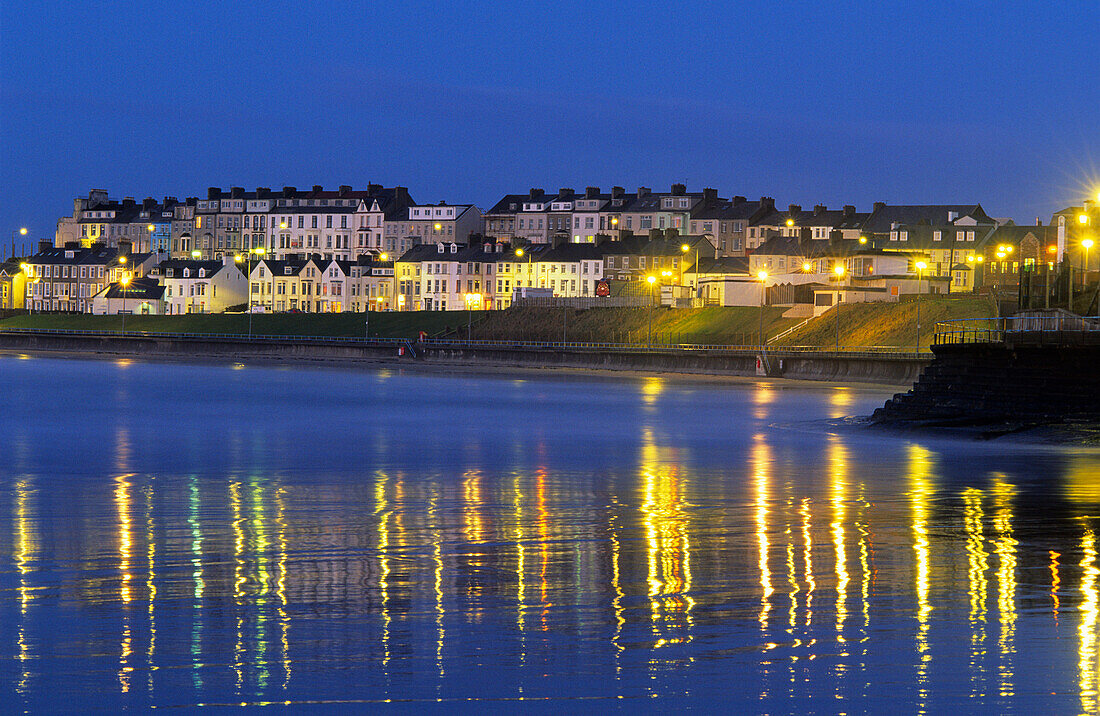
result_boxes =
[703,188,718,203]
[39,240,52,253]
[122,197,135,205]
[552,233,567,248]
[733,195,746,205]
[283,186,297,197]
[65,241,80,249]
[208,187,221,200]
[1036,218,1042,226]
[843,205,855,217]
[671,183,686,196]
[873,201,886,213]
[143,197,157,210]
[638,186,651,198]
[339,185,352,196]
[596,232,612,246]
[611,186,624,199]
[760,196,775,211]
[230,186,244,198]
[585,186,600,199]
[559,187,574,198]
[312,185,323,193]
[814,204,826,216]
[529,188,544,200]
[367,183,381,194]
[394,186,410,205]
[789,204,801,216]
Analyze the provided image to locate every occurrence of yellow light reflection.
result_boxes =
[429,482,445,677]
[753,435,774,644]
[1080,525,1099,714]
[962,488,988,696]
[513,471,527,638]
[1051,551,1061,619]
[376,472,392,672]
[639,427,694,651]
[275,486,290,690]
[188,476,204,690]
[14,476,36,695]
[144,484,157,693]
[908,444,934,711]
[990,477,1017,698]
[115,472,135,693]
[536,468,551,632]
[828,436,850,690]
[230,481,244,691]
[800,498,815,629]
[610,498,625,671]
[251,478,272,692]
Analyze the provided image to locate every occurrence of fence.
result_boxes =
[933,314,1100,345]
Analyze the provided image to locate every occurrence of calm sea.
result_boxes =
[2,353,1098,712]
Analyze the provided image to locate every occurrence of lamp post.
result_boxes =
[119,273,132,333]
[646,274,656,345]
[757,270,768,347]
[11,227,27,260]
[1083,238,1094,288]
[914,260,927,351]
[833,263,845,352]
[236,246,266,340]
[681,243,698,307]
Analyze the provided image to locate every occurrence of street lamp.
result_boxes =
[681,242,698,306]
[11,227,27,259]
[833,263,846,352]
[515,247,532,287]
[914,260,928,351]
[119,273,132,333]
[757,270,768,346]
[1083,238,1094,280]
[236,246,266,339]
[646,274,657,345]
[20,262,32,314]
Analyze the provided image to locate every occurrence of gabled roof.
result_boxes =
[861,203,994,233]
[753,235,861,258]
[102,277,165,300]
[397,242,514,263]
[155,259,228,278]
[691,199,768,221]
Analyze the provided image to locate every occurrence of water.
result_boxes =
[2,354,1099,712]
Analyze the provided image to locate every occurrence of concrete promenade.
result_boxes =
[0,328,929,385]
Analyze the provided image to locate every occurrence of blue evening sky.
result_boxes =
[2,0,1098,250]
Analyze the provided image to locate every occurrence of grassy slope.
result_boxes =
[0,311,473,339]
[0,297,995,347]
[771,296,995,349]
[469,306,797,344]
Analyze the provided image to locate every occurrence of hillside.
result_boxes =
[771,296,995,349]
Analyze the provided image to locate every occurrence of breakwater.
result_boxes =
[0,329,928,384]
[874,324,1100,426]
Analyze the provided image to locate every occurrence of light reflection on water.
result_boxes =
[2,355,1100,710]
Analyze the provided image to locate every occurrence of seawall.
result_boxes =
[0,330,928,385]
[874,342,1100,425]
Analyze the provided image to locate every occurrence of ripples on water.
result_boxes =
[2,355,1099,711]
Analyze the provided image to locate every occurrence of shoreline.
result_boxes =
[0,346,912,391]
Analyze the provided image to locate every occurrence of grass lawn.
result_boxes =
[771,296,995,349]
[0,311,475,339]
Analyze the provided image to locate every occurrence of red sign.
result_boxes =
[595,280,610,297]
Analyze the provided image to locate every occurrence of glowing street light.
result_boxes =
[757,269,768,346]
[833,264,846,352]
[802,261,813,272]
[680,242,698,304]
[859,235,868,245]
[646,274,657,345]
[119,273,132,334]
[1084,237,1095,277]
[914,260,928,351]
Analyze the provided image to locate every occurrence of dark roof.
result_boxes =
[753,235,861,258]
[102,277,165,300]
[397,242,514,263]
[692,256,749,274]
[155,259,228,277]
[691,199,767,221]
[26,245,130,266]
[861,204,993,233]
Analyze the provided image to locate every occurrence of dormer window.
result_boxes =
[166,268,174,277]
[199,269,206,278]
[285,266,293,275]
[450,243,457,253]
[183,268,191,278]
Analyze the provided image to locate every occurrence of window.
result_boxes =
[933,230,942,242]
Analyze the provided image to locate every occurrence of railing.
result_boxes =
[0,327,930,359]
[933,315,1100,345]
